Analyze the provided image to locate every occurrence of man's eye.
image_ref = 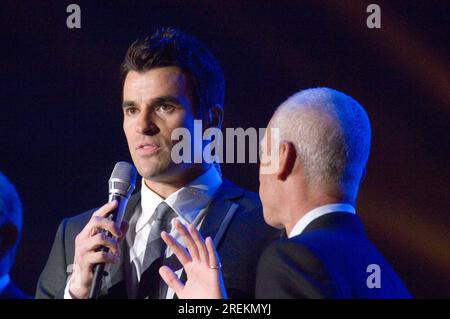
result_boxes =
[125,107,138,116]
[156,104,175,113]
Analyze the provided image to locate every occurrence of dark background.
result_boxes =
[1,1,449,298]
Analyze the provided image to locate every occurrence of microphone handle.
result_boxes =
[88,230,112,298]
[88,195,122,299]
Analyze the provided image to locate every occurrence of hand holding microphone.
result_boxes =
[69,201,126,299]
[69,162,137,299]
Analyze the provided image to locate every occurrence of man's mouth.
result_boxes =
[135,142,161,155]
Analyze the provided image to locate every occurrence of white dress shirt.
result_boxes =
[130,165,222,298]
[65,165,222,299]
[288,203,356,238]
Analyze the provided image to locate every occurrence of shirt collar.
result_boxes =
[0,274,10,295]
[288,203,356,238]
[137,165,222,232]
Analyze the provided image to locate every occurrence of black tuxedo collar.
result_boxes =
[302,212,366,235]
[198,179,244,246]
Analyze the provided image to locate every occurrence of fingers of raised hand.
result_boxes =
[205,237,221,270]
[159,265,184,296]
[161,230,191,266]
[173,219,200,262]
[187,223,209,265]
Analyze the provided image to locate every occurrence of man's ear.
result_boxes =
[277,141,297,181]
[205,104,224,129]
[0,223,18,255]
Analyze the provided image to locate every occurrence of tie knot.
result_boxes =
[154,202,177,232]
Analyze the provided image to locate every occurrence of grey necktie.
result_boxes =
[138,201,177,298]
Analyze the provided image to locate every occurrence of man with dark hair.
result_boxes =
[0,172,29,299]
[36,27,278,299]
[120,28,225,121]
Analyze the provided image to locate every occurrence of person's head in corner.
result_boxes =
[0,172,23,278]
[259,87,371,233]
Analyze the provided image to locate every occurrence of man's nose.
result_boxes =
[135,110,160,136]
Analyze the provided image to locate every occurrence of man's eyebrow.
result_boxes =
[150,96,182,106]
[122,100,137,108]
[122,96,182,108]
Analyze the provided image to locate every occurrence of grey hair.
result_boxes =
[270,87,371,198]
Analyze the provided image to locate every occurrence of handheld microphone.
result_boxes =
[88,161,137,299]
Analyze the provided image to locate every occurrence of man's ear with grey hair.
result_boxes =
[277,141,297,181]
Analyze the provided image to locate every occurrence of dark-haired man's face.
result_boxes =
[122,66,198,184]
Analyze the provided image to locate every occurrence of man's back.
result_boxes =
[256,212,411,298]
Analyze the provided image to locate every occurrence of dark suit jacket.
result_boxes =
[0,280,30,299]
[36,179,279,299]
[255,212,411,298]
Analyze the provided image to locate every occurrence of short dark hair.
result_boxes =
[120,27,225,118]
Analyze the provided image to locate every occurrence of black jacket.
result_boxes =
[36,179,279,299]
[256,212,411,298]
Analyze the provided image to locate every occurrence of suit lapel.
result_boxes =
[198,179,244,248]
[177,180,244,290]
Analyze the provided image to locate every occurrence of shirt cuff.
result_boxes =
[64,276,74,299]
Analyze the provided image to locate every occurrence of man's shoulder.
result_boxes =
[261,237,320,264]
[63,192,141,230]
[209,178,277,241]
[218,178,261,210]
[287,213,369,249]
[63,208,97,229]
[256,237,328,297]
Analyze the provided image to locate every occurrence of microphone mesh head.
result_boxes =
[109,162,137,195]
